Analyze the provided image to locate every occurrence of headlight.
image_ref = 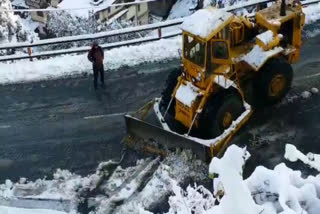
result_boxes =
[192,77,196,83]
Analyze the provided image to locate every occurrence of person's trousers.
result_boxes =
[93,64,105,89]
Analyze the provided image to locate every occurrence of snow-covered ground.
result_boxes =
[2,143,320,214]
[166,144,320,214]
[0,152,208,214]
[0,37,181,85]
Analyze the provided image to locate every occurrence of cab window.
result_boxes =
[212,41,229,59]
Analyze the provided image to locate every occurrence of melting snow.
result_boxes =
[181,9,233,39]
[175,81,200,107]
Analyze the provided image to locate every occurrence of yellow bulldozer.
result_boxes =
[124,0,305,161]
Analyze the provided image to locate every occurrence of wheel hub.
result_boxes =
[269,74,286,97]
[222,112,232,128]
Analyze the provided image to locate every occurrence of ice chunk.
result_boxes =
[301,91,312,99]
[311,87,319,94]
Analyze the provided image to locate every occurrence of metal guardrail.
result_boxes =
[0,31,181,61]
[0,0,319,62]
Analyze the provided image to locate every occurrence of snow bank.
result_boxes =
[175,81,201,107]
[209,145,261,214]
[181,9,233,39]
[0,37,181,85]
[167,144,320,214]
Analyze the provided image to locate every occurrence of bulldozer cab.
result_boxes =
[181,9,236,89]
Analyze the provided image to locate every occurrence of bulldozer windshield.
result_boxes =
[183,34,206,67]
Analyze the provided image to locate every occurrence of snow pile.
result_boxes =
[90,152,207,214]
[300,88,318,99]
[209,145,261,214]
[0,162,112,213]
[256,30,274,46]
[301,91,312,99]
[175,81,201,107]
[181,9,233,38]
[285,144,320,171]
[238,45,283,70]
[311,87,319,94]
[167,144,320,214]
[303,3,320,24]
[0,37,181,85]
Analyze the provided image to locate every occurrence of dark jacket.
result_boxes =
[88,46,104,66]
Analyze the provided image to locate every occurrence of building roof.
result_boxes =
[58,0,118,17]
[181,8,233,39]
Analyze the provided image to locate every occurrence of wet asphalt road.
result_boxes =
[0,61,179,182]
[0,34,320,182]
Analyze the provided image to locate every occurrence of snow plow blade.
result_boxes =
[124,101,208,161]
[124,99,253,161]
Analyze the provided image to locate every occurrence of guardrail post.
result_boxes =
[158,28,162,39]
[27,47,33,62]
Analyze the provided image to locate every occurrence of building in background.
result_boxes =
[94,0,149,25]
[21,0,149,25]
[25,0,61,23]
[148,0,177,18]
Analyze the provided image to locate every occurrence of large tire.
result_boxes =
[159,68,181,115]
[254,58,293,105]
[200,90,245,138]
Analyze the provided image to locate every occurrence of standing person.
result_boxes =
[87,41,105,90]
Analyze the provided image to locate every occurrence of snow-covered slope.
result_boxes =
[0,37,181,85]
[166,144,320,214]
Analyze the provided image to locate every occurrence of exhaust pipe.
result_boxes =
[280,0,286,16]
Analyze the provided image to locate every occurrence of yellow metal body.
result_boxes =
[174,2,305,130]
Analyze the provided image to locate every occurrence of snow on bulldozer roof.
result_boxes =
[181,8,233,39]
